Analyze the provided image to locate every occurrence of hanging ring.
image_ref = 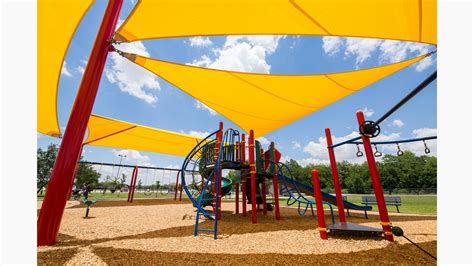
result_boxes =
[374,144,382,157]
[423,140,431,154]
[356,144,364,157]
[396,143,404,156]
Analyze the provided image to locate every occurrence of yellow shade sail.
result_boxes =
[85,114,203,157]
[116,0,436,44]
[38,0,95,137]
[121,52,430,137]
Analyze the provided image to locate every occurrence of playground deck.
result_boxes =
[37,200,436,265]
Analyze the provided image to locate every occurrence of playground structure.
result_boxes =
[79,161,192,202]
[36,0,437,247]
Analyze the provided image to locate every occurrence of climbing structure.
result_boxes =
[180,122,372,239]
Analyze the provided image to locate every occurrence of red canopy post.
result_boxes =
[325,128,346,223]
[312,169,328,240]
[356,111,394,241]
[271,142,281,220]
[241,134,247,217]
[248,130,257,224]
[37,0,123,246]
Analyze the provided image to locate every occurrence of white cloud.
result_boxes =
[76,59,87,74]
[412,127,437,138]
[189,35,284,74]
[61,61,72,77]
[106,41,161,105]
[188,130,211,138]
[292,141,301,149]
[188,55,212,67]
[344,38,383,66]
[358,107,374,118]
[194,100,217,115]
[188,37,213,48]
[322,36,343,56]
[256,136,271,146]
[298,157,329,167]
[113,149,154,166]
[391,119,404,128]
[303,131,401,163]
[322,37,435,71]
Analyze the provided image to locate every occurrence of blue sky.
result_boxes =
[38,1,437,183]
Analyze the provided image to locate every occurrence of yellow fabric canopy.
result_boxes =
[85,114,203,157]
[38,0,95,137]
[121,52,430,137]
[116,0,436,45]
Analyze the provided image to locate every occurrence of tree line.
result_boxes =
[281,151,437,194]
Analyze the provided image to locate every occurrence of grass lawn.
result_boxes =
[278,194,437,215]
[37,191,176,201]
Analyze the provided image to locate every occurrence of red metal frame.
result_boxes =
[261,150,267,215]
[235,183,239,214]
[325,128,346,223]
[271,142,281,220]
[37,0,123,246]
[356,111,394,241]
[179,182,183,201]
[127,166,137,202]
[129,166,138,203]
[312,169,328,240]
[241,134,247,217]
[249,130,257,224]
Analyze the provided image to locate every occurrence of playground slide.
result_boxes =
[278,174,372,211]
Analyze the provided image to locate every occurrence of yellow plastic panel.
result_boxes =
[38,0,94,137]
[123,52,429,137]
[117,0,436,44]
[85,115,202,157]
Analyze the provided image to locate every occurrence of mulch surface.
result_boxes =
[91,241,436,265]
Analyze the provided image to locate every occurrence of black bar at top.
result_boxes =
[374,71,437,126]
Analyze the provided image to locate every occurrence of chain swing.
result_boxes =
[396,143,404,156]
[423,140,431,154]
[356,144,364,157]
[373,144,382,157]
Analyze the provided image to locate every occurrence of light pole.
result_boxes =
[117,154,126,179]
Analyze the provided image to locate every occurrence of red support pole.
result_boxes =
[271,142,281,220]
[325,128,346,223]
[174,170,180,200]
[261,167,267,216]
[235,183,239,214]
[249,130,257,224]
[127,167,137,202]
[130,166,139,203]
[241,134,247,217]
[312,169,328,240]
[37,0,123,246]
[356,111,394,241]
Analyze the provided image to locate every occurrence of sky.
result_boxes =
[37,1,437,185]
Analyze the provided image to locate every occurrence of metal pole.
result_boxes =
[130,166,138,203]
[174,170,180,200]
[37,0,123,246]
[127,167,136,202]
[249,130,258,224]
[116,154,126,179]
[235,183,239,214]
[217,122,223,220]
[357,111,393,241]
[241,134,247,217]
[271,142,281,220]
[312,170,328,240]
[261,150,267,216]
[374,71,437,126]
[325,128,346,223]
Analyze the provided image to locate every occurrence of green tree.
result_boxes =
[74,163,100,188]
[137,179,143,191]
[37,143,58,194]
[155,180,161,190]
